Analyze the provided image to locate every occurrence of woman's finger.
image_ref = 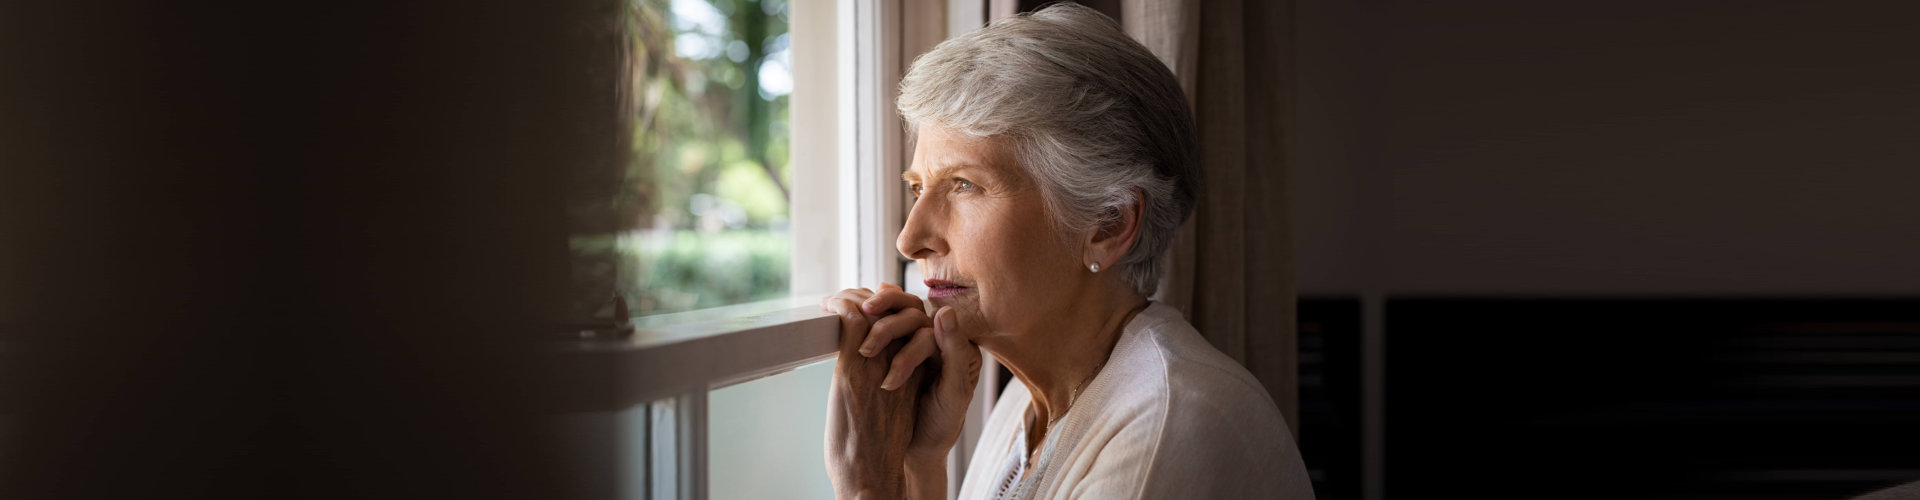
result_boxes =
[860,286,927,317]
[932,306,982,397]
[824,296,871,358]
[860,307,930,357]
[883,328,938,391]
[821,288,875,312]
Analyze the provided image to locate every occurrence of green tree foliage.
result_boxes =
[617,0,792,316]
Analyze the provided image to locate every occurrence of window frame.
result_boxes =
[551,1,953,500]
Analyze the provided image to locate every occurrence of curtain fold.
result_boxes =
[1125,0,1300,437]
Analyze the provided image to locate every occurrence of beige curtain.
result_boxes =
[1124,0,1300,436]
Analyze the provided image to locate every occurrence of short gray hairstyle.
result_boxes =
[897,2,1199,297]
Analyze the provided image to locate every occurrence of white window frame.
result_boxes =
[551,2,999,500]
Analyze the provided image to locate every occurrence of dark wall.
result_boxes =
[1295,0,1920,295]
[1291,2,1920,498]
[1,1,617,498]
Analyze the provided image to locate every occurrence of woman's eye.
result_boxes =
[908,183,923,198]
[954,179,976,193]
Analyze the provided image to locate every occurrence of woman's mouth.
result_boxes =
[923,279,974,300]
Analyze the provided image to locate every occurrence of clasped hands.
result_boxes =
[822,284,982,500]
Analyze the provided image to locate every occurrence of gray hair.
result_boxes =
[897,2,1199,297]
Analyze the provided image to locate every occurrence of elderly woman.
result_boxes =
[820,4,1312,499]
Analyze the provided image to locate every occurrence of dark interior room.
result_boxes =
[4,1,1915,499]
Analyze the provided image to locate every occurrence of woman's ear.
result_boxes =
[1086,188,1146,270]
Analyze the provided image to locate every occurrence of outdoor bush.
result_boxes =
[621,229,790,315]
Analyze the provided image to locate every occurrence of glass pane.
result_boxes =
[708,360,835,500]
[572,0,794,322]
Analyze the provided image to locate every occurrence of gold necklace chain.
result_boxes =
[1047,356,1107,430]
[1046,303,1145,430]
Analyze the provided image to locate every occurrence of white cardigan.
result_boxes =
[955,302,1317,500]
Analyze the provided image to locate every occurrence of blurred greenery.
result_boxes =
[605,0,792,317]
[625,0,791,226]
[619,230,790,314]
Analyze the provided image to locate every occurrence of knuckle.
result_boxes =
[866,327,894,345]
[838,313,865,331]
[876,314,910,331]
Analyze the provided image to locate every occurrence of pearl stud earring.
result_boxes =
[1089,262,1101,273]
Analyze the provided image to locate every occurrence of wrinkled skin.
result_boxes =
[822,284,981,500]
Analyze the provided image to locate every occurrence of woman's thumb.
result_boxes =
[932,307,978,392]
[932,306,961,351]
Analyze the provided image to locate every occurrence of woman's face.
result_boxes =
[897,124,1088,342]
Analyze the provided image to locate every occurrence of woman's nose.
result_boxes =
[896,199,948,260]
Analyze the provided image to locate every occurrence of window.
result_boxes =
[553,2,990,500]
[597,0,796,318]
[708,360,836,500]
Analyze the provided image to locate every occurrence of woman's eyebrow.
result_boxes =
[906,163,992,184]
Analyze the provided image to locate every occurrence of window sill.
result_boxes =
[551,295,838,412]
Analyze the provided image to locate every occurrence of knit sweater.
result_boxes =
[955,302,1317,500]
